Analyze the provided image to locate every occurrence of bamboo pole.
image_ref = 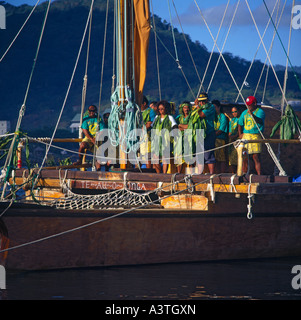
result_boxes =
[40,163,92,170]
[236,138,301,177]
[241,139,301,144]
[21,138,83,143]
[23,137,301,145]
[236,142,247,177]
[16,141,24,169]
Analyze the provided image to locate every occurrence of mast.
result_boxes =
[116,0,150,105]
[110,0,150,169]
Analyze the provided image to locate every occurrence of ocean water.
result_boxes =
[2,257,301,301]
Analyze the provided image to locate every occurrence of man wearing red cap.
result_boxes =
[238,96,265,175]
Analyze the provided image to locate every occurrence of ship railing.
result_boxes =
[16,137,301,176]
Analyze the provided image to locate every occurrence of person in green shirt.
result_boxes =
[177,93,215,174]
[151,100,177,173]
[140,96,156,169]
[196,93,216,174]
[74,105,105,171]
[176,101,192,173]
[213,100,228,173]
[238,96,265,175]
[228,106,240,173]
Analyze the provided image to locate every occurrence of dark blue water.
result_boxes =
[2,257,301,301]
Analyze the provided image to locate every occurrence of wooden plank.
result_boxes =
[126,172,242,185]
[256,183,301,195]
[27,189,65,201]
[71,179,157,191]
[14,169,242,185]
[273,176,293,183]
[161,182,258,194]
[160,194,208,210]
[4,212,301,270]
[241,174,274,183]
[12,177,62,189]
[15,168,126,181]
[11,175,258,194]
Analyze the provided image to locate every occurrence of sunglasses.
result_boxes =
[232,111,238,113]
[89,109,96,113]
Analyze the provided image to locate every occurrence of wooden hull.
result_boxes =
[1,169,301,270]
[2,194,301,270]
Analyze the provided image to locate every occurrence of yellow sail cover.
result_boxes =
[133,0,150,106]
[117,0,150,106]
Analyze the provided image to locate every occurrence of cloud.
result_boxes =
[176,1,292,28]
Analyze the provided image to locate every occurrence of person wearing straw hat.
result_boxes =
[213,99,228,173]
[228,106,240,173]
[195,92,216,174]
[238,96,265,175]
[102,108,111,128]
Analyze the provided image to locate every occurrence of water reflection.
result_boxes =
[3,257,301,300]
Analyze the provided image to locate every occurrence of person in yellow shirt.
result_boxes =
[74,105,104,170]
[238,96,265,175]
[228,107,240,173]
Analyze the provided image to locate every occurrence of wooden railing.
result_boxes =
[236,138,301,176]
[18,137,301,176]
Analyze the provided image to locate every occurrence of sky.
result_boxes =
[2,0,301,67]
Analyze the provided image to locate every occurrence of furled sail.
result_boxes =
[133,0,151,107]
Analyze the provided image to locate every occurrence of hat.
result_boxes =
[102,108,111,117]
[197,92,208,101]
[246,96,257,106]
[212,99,221,107]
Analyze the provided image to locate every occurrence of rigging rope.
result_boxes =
[245,0,288,107]
[107,1,146,156]
[149,11,194,98]
[193,0,286,176]
[150,0,162,100]
[79,2,94,140]
[281,0,295,112]
[32,0,95,190]
[199,0,230,95]
[0,0,41,63]
[254,0,285,102]
[171,0,204,95]
[51,176,155,210]
[262,0,301,91]
[207,0,240,93]
[235,0,280,103]
[98,0,110,110]
[20,133,238,165]
[1,0,52,200]
[0,174,225,255]
[261,0,282,103]
[166,0,195,98]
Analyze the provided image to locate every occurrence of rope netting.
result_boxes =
[51,185,155,210]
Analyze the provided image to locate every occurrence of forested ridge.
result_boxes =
[0,0,300,135]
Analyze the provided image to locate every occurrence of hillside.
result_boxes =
[0,0,301,135]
